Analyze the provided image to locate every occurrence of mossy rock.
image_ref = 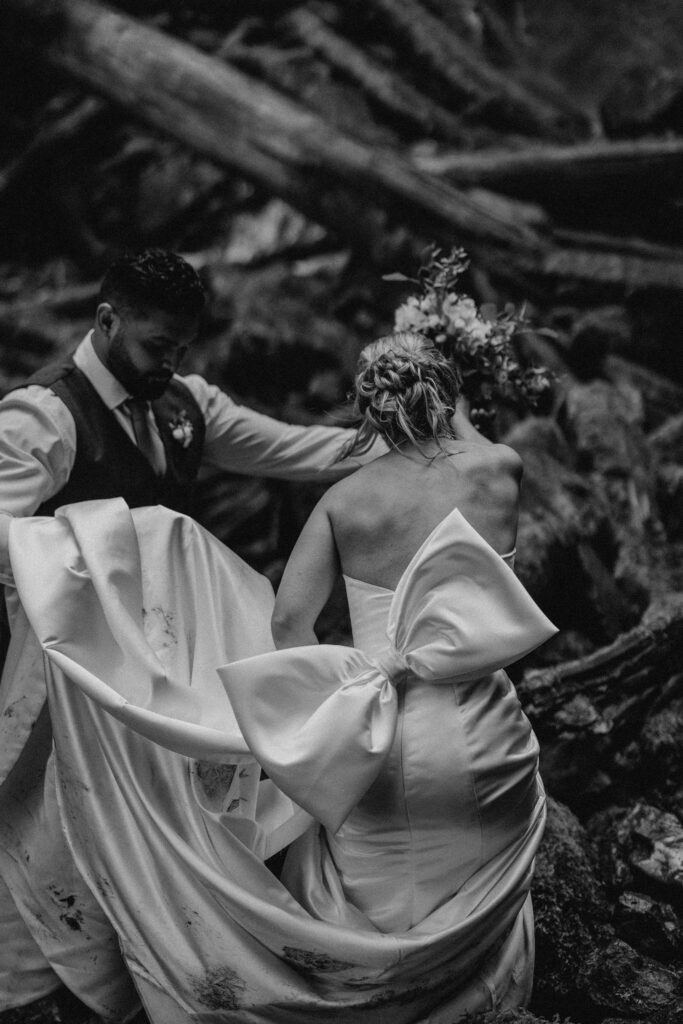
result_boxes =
[530,797,613,1015]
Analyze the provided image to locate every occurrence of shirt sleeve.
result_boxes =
[182,374,386,481]
[0,386,76,582]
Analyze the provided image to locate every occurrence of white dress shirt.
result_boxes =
[0,333,375,579]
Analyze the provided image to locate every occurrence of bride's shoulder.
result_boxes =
[458,441,523,478]
[488,443,523,477]
[319,455,397,524]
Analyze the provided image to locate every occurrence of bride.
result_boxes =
[2,331,557,1023]
[266,330,543,934]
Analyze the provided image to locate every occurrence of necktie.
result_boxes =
[125,398,163,474]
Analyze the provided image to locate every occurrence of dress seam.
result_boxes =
[452,681,484,870]
[396,682,418,930]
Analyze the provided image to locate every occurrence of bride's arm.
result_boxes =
[271,498,340,650]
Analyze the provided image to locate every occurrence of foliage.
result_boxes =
[387,247,554,432]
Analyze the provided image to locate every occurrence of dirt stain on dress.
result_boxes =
[191,966,246,1010]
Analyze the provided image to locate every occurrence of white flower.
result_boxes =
[443,295,477,326]
[394,301,431,333]
[468,320,493,342]
[169,410,194,449]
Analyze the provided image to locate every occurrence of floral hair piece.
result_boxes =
[386,247,554,431]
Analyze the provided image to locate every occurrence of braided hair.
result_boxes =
[341,332,462,458]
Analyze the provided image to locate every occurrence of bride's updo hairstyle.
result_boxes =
[341,331,462,458]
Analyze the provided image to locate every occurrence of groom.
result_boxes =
[0,248,371,548]
[0,249,377,1022]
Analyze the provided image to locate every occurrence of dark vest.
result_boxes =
[23,358,206,517]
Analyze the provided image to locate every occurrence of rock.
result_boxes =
[640,694,683,789]
[607,357,683,433]
[589,806,637,892]
[468,1009,577,1024]
[536,735,614,810]
[559,378,674,603]
[610,680,683,796]
[567,306,631,380]
[518,598,683,807]
[560,377,651,495]
[602,1011,683,1024]
[504,415,642,643]
[614,890,683,964]
[628,807,683,903]
[218,199,328,267]
[583,939,681,1018]
[640,1004,683,1024]
[589,802,683,904]
[530,796,614,1016]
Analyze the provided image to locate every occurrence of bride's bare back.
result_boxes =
[325,440,522,591]
[272,436,522,649]
[271,331,523,649]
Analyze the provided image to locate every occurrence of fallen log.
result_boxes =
[537,242,683,295]
[0,0,540,259]
[350,0,586,137]
[413,137,683,198]
[420,0,483,43]
[283,6,465,144]
[7,0,683,301]
[460,199,683,296]
[0,96,104,196]
[518,596,683,740]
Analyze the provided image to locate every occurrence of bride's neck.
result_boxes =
[394,437,464,461]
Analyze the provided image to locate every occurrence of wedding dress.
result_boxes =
[1,498,556,1023]
[284,554,542,936]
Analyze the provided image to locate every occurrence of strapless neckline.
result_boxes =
[343,507,516,594]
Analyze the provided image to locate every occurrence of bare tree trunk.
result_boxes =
[284,6,465,144]
[353,0,587,137]
[6,0,683,295]
[519,596,683,740]
[0,0,539,257]
[413,137,683,195]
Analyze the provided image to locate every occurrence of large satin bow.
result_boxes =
[219,508,558,832]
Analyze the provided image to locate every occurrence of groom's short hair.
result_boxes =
[98,249,206,319]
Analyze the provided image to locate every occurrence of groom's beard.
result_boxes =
[107,339,173,400]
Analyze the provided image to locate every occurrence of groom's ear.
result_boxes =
[96,302,120,338]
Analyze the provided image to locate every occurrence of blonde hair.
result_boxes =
[340,332,462,458]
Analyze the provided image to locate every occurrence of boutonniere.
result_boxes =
[169,409,194,448]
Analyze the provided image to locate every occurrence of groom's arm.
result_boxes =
[184,375,386,481]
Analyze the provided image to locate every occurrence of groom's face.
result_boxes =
[98,303,200,400]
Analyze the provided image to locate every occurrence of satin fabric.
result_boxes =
[319,566,543,933]
[220,508,556,832]
[6,499,556,1022]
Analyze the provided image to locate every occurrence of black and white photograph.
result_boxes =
[0,2,682,1022]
